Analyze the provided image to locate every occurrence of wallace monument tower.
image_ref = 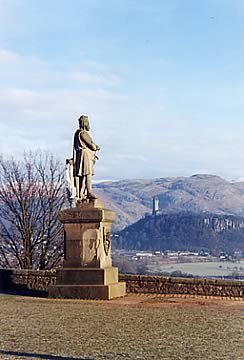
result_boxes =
[49,115,126,299]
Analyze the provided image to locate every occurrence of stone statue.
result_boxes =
[73,115,100,200]
[49,114,126,300]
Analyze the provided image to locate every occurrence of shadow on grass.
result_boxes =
[0,289,48,298]
[0,350,94,360]
[0,269,48,297]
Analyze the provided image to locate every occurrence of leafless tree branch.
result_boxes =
[0,151,66,269]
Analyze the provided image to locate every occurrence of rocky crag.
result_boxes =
[116,212,244,253]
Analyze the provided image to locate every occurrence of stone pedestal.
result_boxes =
[48,199,126,300]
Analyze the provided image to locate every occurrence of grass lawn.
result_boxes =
[0,294,243,360]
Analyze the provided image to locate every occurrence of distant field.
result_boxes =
[0,294,243,360]
[148,260,244,277]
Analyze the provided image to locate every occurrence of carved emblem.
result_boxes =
[82,229,99,266]
[103,228,111,256]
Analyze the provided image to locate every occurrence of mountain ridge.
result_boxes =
[94,174,244,231]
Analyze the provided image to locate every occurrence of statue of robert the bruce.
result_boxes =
[73,115,100,200]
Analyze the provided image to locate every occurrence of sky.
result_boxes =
[0,0,244,181]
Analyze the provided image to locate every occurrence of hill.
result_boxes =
[116,212,244,254]
[94,174,244,231]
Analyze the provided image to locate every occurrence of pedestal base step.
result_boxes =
[48,282,126,300]
[56,267,119,286]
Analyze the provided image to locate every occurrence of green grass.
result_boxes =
[147,260,244,277]
[0,294,243,360]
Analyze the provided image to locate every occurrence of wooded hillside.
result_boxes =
[115,212,244,254]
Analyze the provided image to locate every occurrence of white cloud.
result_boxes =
[71,71,121,86]
[0,48,43,66]
[0,48,23,64]
[0,48,121,90]
[1,47,244,180]
[0,85,129,165]
[1,77,244,180]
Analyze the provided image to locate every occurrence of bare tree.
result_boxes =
[0,152,66,270]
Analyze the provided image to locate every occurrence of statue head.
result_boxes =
[78,115,90,131]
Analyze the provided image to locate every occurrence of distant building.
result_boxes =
[152,196,159,216]
[136,252,153,258]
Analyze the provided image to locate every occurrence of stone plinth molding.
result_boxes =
[48,199,126,300]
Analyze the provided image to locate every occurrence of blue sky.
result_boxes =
[0,0,244,180]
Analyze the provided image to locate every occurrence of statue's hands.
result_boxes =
[96,145,100,151]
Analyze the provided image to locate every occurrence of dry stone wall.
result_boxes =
[0,269,243,298]
[119,274,244,297]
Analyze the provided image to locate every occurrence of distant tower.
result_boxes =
[152,196,159,216]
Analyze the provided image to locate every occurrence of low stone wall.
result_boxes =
[0,269,56,293]
[0,269,243,298]
[119,274,244,298]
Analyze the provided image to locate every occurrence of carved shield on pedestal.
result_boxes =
[103,228,111,256]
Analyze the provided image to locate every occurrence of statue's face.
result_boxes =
[79,118,90,131]
[84,119,90,131]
